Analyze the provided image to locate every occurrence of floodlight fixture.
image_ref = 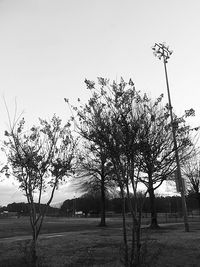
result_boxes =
[152,42,173,63]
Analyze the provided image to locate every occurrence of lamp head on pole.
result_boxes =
[152,42,173,63]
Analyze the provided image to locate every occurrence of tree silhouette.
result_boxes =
[183,154,200,214]
[67,77,147,266]
[74,142,116,226]
[3,115,76,266]
[133,94,194,228]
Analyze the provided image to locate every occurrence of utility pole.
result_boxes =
[152,42,189,232]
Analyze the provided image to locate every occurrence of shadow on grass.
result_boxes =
[0,258,28,267]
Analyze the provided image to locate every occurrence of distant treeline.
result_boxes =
[59,194,200,216]
[0,202,59,216]
[1,194,199,216]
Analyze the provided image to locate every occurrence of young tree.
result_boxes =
[132,95,194,228]
[67,78,148,267]
[3,115,76,266]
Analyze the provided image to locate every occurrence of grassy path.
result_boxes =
[1,217,200,266]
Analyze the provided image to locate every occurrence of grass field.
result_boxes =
[0,216,200,266]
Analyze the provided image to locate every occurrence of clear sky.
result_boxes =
[0,0,200,206]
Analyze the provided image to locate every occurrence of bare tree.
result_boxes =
[75,143,116,226]
[132,95,194,229]
[3,115,76,267]
[67,77,148,267]
[183,153,200,214]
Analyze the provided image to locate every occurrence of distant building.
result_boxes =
[0,211,18,217]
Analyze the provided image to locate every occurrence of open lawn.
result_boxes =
[0,217,200,266]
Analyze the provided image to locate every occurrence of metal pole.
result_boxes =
[152,42,189,232]
[163,59,189,232]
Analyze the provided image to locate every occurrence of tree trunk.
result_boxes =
[149,187,159,229]
[136,210,142,266]
[29,207,39,267]
[30,238,38,267]
[121,188,129,267]
[99,175,106,227]
[197,193,200,216]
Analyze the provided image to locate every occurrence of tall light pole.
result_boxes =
[152,42,189,232]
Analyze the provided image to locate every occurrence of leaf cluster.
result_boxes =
[67,77,195,192]
[3,114,76,195]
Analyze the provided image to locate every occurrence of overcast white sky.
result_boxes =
[0,0,200,206]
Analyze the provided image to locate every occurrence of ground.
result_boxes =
[0,216,200,266]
